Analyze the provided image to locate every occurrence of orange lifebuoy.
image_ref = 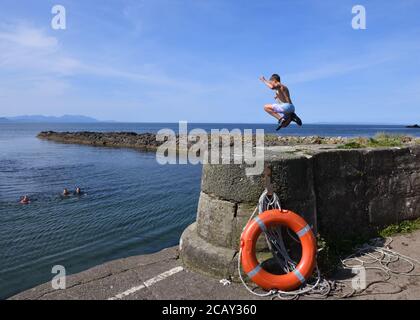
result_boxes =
[240,209,317,292]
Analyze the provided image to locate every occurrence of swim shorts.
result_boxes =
[272,103,295,118]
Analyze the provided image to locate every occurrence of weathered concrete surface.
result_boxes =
[181,145,420,280]
[11,230,420,300]
[196,192,237,248]
[315,146,420,242]
[180,223,237,279]
[200,151,318,229]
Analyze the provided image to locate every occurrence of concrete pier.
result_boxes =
[11,229,420,300]
[11,136,420,300]
[180,144,420,280]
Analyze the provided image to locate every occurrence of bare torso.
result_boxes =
[274,84,292,104]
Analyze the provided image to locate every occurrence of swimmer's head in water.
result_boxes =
[270,74,281,84]
[76,187,81,194]
[63,188,70,195]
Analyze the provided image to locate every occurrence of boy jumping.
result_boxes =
[260,74,302,130]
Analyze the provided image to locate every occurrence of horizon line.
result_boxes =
[1,120,418,126]
[2,115,418,126]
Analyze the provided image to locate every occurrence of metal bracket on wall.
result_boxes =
[264,165,273,196]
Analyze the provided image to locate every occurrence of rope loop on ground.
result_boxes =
[237,190,420,299]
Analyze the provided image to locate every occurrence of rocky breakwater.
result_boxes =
[37,131,164,151]
[37,131,357,152]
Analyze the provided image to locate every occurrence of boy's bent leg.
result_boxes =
[264,104,282,121]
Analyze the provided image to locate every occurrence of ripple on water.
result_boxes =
[0,128,201,299]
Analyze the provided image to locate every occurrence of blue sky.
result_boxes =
[0,0,419,123]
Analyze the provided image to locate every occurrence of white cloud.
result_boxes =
[0,23,207,92]
[0,25,58,48]
[0,22,213,117]
[0,23,79,76]
[283,37,420,85]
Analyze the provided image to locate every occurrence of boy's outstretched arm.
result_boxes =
[259,76,276,89]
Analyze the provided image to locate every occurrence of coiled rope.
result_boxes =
[237,190,420,299]
[332,237,420,298]
[237,189,331,299]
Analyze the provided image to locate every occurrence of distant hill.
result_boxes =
[5,115,99,123]
[0,117,10,123]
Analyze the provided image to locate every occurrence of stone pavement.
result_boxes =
[10,230,420,300]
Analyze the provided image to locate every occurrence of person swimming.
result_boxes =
[74,187,84,196]
[20,195,31,205]
[63,188,71,196]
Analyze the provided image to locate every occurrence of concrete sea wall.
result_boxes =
[180,145,420,279]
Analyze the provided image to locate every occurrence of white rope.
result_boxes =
[333,237,420,298]
[237,247,277,297]
[238,191,420,299]
[238,189,330,299]
[341,237,420,275]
